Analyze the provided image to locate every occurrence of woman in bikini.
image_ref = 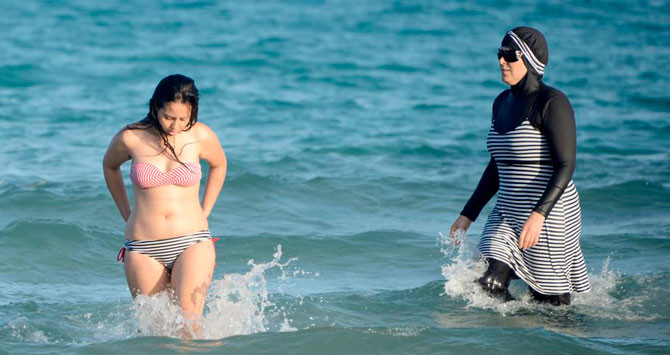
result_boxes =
[103,74,226,335]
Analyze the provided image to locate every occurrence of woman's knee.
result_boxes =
[170,242,216,312]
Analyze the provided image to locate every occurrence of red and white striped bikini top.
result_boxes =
[130,161,202,189]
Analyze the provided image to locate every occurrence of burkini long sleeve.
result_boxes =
[532,89,577,217]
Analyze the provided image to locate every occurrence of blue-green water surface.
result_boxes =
[1,0,669,353]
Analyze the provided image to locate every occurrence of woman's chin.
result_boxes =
[501,75,513,85]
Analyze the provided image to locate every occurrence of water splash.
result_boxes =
[66,307,135,343]
[439,230,514,313]
[438,230,463,258]
[365,326,428,337]
[201,244,297,339]
[132,293,187,338]
[130,244,300,340]
[439,231,660,321]
[6,317,51,344]
[571,257,659,321]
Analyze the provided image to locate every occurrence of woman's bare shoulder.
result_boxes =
[192,122,218,140]
[114,123,150,147]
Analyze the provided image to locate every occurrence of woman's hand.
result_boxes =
[519,211,546,249]
[450,215,473,243]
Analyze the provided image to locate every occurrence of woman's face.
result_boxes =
[157,101,191,136]
[499,47,528,86]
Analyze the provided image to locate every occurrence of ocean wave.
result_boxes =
[376,64,423,73]
[579,180,670,213]
[0,219,121,282]
[630,94,670,112]
[296,73,385,90]
[299,142,467,158]
[223,172,285,192]
[411,103,449,111]
[253,98,304,109]
[0,64,43,88]
[0,182,119,232]
[397,29,450,37]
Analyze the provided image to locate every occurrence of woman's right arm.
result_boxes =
[103,130,132,221]
[450,157,499,236]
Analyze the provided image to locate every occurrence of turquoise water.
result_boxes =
[1,0,669,353]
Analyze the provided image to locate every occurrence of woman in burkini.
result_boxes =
[103,74,226,333]
[450,27,590,305]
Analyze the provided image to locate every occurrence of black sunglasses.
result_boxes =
[497,48,523,62]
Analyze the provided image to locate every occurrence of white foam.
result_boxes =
[369,326,427,337]
[439,231,659,321]
[439,230,518,315]
[6,317,51,344]
[132,293,187,338]
[571,257,658,321]
[127,244,300,340]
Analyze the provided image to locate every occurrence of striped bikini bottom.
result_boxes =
[117,230,217,271]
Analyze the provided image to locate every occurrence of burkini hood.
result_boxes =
[501,26,549,78]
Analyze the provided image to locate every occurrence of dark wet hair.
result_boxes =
[127,74,200,163]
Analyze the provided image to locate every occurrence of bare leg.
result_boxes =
[170,240,216,338]
[124,251,171,297]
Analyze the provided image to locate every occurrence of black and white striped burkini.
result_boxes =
[479,119,591,294]
[121,230,213,271]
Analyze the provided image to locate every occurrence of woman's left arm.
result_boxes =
[519,91,576,249]
[198,123,227,218]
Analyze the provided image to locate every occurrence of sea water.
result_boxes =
[1,0,669,353]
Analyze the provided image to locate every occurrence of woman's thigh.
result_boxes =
[124,251,171,297]
[170,240,216,319]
